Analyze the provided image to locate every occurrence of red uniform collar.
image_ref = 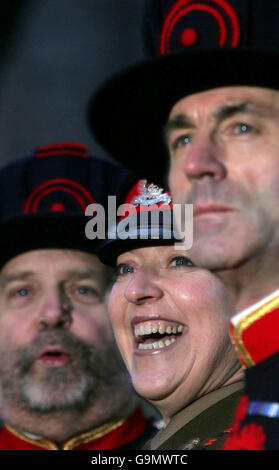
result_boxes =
[0,406,149,450]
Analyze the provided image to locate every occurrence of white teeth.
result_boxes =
[145,325,152,335]
[158,325,165,334]
[134,322,184,338]
[135,321,184,351]
[138,343,153,350]
[138,337,176,351]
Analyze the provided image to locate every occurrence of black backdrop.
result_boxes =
[0,0,145,165]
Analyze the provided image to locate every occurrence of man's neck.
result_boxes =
[1,393,137,444]
[216,248,279,312]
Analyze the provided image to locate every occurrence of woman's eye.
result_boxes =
[116,264,135,276]
[170,256,194,267]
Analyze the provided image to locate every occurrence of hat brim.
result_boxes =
[98,211,183,266]
[98,237,176,267]
[0,213,99,268]
[88,48,279,186]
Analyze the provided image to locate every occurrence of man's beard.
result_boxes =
[0,330,127,414]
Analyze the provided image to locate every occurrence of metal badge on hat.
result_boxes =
[133,179,171,207]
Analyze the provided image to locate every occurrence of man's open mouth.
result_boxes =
[38,346,71,366]
[133,320,184,351]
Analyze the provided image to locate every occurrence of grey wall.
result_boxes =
[0,0,145,165]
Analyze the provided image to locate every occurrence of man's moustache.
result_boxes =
[15,330,91,373]
[184,178,248,207]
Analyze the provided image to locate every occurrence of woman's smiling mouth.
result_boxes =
[133,320,185,352]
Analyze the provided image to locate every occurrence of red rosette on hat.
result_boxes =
[98,179,183,266]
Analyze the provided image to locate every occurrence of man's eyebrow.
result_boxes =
[66,268,113,288]
[212,100,279,123]
[163,104,254,141]
[163,114,196,142]
[0,269,104,286]
[66,267,114,291]
[0,271,35,288]
[212,102,249,122]
[66,269,103,281]
[164,100,279,143]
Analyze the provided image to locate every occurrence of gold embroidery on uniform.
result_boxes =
[6,425,58,450]
[62,418,126,450]
[7,417,126,450]
[232,296,279,367]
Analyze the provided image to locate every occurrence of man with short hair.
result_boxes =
[0,142,156,450]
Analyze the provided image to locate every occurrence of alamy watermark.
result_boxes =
[84,196,193,250]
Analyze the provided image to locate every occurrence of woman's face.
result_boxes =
[108,244,241,418]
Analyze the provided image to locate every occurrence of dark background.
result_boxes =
[0,0,145,165]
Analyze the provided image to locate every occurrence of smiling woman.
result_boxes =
[97,180,244,450]
[109,245,240,405]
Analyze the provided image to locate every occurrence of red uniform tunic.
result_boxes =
[223,292,279,450]
[0,406,153,450]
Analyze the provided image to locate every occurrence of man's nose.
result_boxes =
[183,136,226,181]
[38,292,73,329]
[124,271,163,305]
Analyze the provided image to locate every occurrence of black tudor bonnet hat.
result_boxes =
[0,142,137,268]
[88,0,279,186]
